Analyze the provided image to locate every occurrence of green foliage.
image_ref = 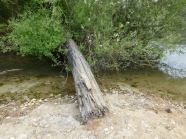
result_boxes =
[8,9,65,63]
[65,0,185,71]
[4,0,186,71]
[91,37,162,71]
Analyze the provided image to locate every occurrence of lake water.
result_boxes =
[159,45,186,78]
[0,47,186,104]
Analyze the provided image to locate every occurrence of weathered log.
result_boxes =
[65,39,108,123]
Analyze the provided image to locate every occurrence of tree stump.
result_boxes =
[65,39,108,123]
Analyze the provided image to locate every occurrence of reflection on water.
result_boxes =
[159,45,186,78]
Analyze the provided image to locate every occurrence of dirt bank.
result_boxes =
[0,85,186,139]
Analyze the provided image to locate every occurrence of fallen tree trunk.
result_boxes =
[65,39,108,123]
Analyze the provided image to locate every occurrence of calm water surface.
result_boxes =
[0,51,186,104]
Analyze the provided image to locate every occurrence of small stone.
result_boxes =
[24,103,28,107]
[165,125,173,131]
[32,98,36,102]
[6,116,10,119]
[44,99,48,102]
[21,107,26,110]
[165,108,172,113]
[104,128,110,134]
[112,90,118,94]
[10,137,15,139]
[154,109,158,114]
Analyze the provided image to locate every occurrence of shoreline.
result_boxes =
[0,85,186,139]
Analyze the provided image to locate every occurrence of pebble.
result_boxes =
[104,126,113,135]
[165,125,173,131]
[6,116,10,119]
[165,108,172,113]
[31,98,36,102]
[24,103,28,107]
[112,90,118,94]
[21,107,26,110]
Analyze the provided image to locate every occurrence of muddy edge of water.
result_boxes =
[99,70,186,103]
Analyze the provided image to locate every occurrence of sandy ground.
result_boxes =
[0,85,186,139]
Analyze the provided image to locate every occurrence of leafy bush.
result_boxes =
[8,9,65,63]
[66,0,185,71]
